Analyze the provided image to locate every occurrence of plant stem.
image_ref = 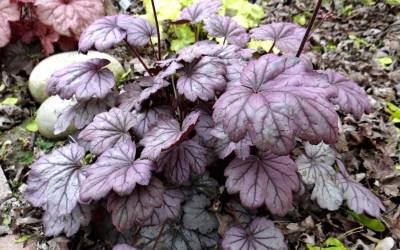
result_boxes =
[195,24,200,42]
[127,43,153,76]
[150,39,158,59]
[151,222,166,250]
[268,41,276,53]
[150,0,162,60]
[222,37,227,45]
[171,75,182,122]
[296,0,322,57]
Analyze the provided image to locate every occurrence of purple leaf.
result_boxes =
[177,56,226,101]
[157,140,208,185]
[182,194,219,234]
[79,15,126,52]
[213,54,338,155]
[25,144,86,217]
[337,161,384,217]
[250,22,307,54]
[113,244,138,250]
[142,188,185,226]
[140,111,200,160]
[296,142,343,210]
[225,200,255,226]
[176,41,242,63]
[43,204,91,237]
[117,16,156,47]
[157,61,184,79]
[186,172,219,199]
[79,108,137,154]
[324,69,371,119]
[225,60,247,90]
[135,78,170,110]
[131,106,174,138]
[211,124,251,159]
[55,94,116,134]
[178,0,221,24]
[224,151,299,215]
[107,177,164,231]
[47,58,115,101]
[194,110,219,148]
[117,83,142,111]
[204,15,249,47]
[80,141,153,202]
[222,217,287,250]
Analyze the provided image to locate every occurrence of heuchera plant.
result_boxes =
[24,0,384,249]
[1,0,104,55]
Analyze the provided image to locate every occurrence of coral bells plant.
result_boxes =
[24,0,384,249]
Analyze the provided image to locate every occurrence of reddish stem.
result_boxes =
[296,0,323,57]
[150,0,162,60]
[127,43,153,76]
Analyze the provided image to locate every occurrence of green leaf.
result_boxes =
[35,137,55,151]
[376,56,393,68]
[2,214,11,226]
[25,120,39,132]
[307,237,347,250]
[170,24,195,52]
[18,151,34,165]
[293,14,307,26]
[247,40,280,53]
[349,211,386,232]
[385,102,400,122]
[348,34,369,49]
[386,0,400,5]
[361,0,375,5]
[341,4,353,16]
[2,97,18,105]
[15,235,30,243]
[220,0,264,28]
[327,41,337,51]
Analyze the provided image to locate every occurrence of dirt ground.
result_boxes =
[0,0,399,249]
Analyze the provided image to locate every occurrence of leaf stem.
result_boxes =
[152,222,166,250]
[171,75,182,122]
[127,43,153,76]
[149,39,158,59]
[296,0,322,57]
[150,0,162,60]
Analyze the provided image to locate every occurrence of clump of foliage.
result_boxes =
[0,0,104,55]
[24,0,384,249]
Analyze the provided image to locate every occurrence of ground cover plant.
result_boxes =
[20,0,388,249]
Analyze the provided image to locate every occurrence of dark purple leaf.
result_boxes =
[131,106,174,138]
[47,58,115,101]
[140,111,200,160]
[55,94,116,134]
[250,22,307,54]
[324,69,371,119]
[117,16,156,47]
[113,244,138,250]
[135,78,170,110]
[185,172,219,199]
[25,144,86,216]
[225,60,247,89]
[213,54,338,155]
[80,141,153,202]
[178,0,221,24]
[136,224,202,250]
[194,110,219,148]
[296,142,343,210]
[157,140,208,185]
[337,161,384,217]
[204,15,249,47]
[222,217,287,250]
[225,151,299,215]
[79,15,126,52]
[79,108,137,154]
[177,56,226,101]
[225,200,255,226]
[43,204,91,237]
[142,188,185,226]
[107,177,164,231]
[182,194,218,234]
